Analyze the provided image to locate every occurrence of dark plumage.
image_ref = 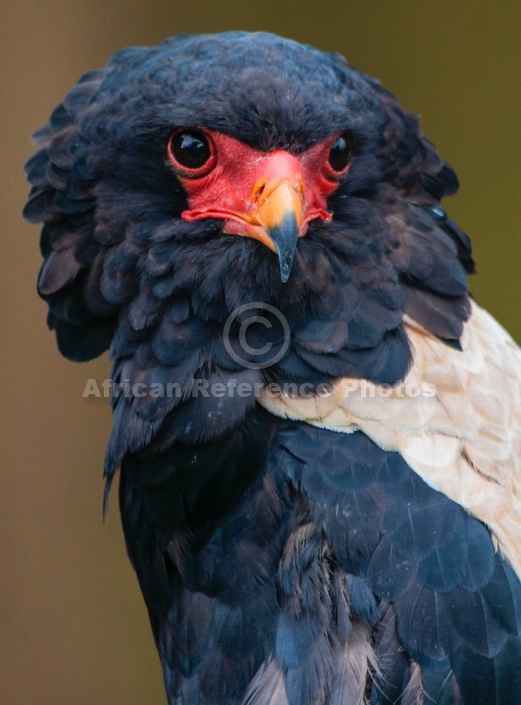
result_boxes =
[24,32,521,705]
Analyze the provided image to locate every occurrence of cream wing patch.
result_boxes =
[259,301,521,577]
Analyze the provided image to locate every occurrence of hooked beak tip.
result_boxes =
[267,211,299,283]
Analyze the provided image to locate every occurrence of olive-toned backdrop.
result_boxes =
[2,2,520,703]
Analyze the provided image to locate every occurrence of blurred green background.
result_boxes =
[1,1,520,703]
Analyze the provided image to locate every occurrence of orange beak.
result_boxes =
[222,174,305,282]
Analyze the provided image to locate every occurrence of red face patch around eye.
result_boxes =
[166,128,351,280]
[167,128,350,226]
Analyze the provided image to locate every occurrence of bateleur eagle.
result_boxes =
[24,32,521,705]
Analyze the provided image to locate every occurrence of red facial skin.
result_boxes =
[167,129,349,252]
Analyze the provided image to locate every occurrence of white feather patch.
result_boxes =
[401,663,423,705]
[329,620,378,705]
[242,620,377,705]
[242,659,288,705]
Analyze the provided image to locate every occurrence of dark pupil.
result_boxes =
[172,130,210,169]
[328,135,351,172]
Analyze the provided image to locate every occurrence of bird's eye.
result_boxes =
[327,134,351,173]
[168,129,215,174]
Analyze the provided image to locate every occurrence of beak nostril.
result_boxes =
[253,180,267,203]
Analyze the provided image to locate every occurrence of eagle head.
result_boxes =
[24,32,472,459]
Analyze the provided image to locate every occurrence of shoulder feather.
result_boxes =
[259,301,521,577]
